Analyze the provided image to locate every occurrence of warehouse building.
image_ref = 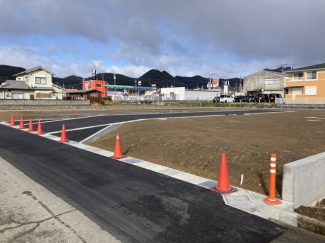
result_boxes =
[243,69,289,97]
[160,87,220,101]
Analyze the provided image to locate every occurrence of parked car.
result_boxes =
[212,96,220,103]
[219,95,234,103]
[247,96,257,103]
[257,94,269,103]
[269,93,282,103]
[234,96,248,103]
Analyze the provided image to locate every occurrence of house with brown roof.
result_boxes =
[285,63,325,103]
[0,66,64,100]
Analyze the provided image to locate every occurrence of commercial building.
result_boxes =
[0,66,64,100]
[83,80,108,97]
[285,63,325,103]
[160,87,220,101]
[243,69,288,97]
[104,84,157,97]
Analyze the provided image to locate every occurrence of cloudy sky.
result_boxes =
[1,0,325,78]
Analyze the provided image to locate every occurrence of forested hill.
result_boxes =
[0,65,241,89]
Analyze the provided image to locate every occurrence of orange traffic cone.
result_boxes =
[110,134,127,159]
[211,153,237,194]
[36,120,43,135]
[10,115,15,126]
[59,124,69,143]
[269,99,271,104]
[19,117,25,129]
[27,118,34,132]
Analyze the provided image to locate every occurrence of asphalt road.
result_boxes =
[0,123,286,243]
[40,109,284,142]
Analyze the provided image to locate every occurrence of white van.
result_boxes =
[219,95,234,103]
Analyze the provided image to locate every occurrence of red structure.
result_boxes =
[83,80,108,97]
[63,89,77,97]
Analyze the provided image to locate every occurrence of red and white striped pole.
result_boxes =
[264,154,281,205]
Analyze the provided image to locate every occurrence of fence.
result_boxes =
[112,96,215,103]
[112,96,160,103]
[275,97,325,105]
[0,99,90,106]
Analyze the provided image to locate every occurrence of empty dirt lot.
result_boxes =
[90,110,325,198]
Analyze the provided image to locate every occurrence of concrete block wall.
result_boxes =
[282,152,325,208]
[0,99,90,106]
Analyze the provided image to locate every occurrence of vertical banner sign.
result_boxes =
[212,79,219,88]
[92,70,96,80]
[138,81,142,86]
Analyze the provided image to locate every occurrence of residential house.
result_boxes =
[285,63,325,103]
[243,68,290,97]
[0,66,64,100]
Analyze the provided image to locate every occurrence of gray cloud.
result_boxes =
[1,0,325,77]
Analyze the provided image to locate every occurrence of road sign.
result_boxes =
[213,79,219,88]
[138,81,142,86]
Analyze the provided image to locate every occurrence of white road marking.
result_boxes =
[47,124,110,134]
[31,114,107,124]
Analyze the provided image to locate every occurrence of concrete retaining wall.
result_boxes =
[282,152,325,208]
[0,99,90,106]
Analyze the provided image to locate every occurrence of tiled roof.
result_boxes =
[0,80,30,90]
[13,66,55,76]
[286,63,325,72]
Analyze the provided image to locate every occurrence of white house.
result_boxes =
[0,66,64,100]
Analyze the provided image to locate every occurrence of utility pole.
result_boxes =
[113,74,116,92]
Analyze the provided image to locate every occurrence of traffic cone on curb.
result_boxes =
[19,117,25,129]
[211,153,237,194]
[59,124,69,143]
[36,120,43,135]
[269,99,271,104]
[27,118,34,132]
[110,134,127,159]
[10,115,15,126]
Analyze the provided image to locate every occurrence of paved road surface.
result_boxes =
[40,109,284,142]
[0,122,287,242]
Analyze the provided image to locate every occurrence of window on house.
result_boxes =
[12,92,23,99]
[305,86,317,95]
[291,87,303,95]
[35,77,46,84]
[307,71,317,80]
[265,78,280,85]
[96,84,102,88]
[293,73,303,80]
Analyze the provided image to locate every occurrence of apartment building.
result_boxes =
[285,63,325,103]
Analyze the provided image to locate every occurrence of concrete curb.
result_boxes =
[80,123,122,144]
[279,210,325,236]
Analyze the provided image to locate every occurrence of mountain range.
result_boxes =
[0,64,242,90]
